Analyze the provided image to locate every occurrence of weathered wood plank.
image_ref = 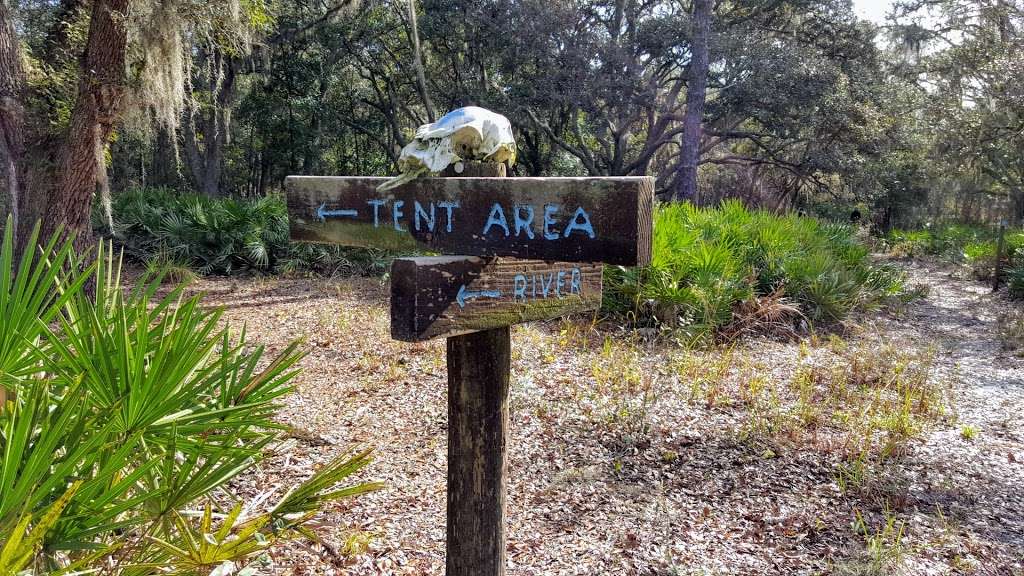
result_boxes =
[442,160,509,576]
[446,326,509,576]
[391,256,602,342]
[285,176,653,266]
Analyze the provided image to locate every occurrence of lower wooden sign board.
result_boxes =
[390,256,603,342]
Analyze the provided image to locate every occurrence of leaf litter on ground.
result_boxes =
[160,260,1023,575]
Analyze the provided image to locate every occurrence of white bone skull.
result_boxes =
[378,107,517,191]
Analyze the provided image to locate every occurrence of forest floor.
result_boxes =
[195,258,1024,575]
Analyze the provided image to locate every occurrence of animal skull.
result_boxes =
[378,107,517,191]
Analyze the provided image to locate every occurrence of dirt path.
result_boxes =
[873,261,1024,573]
[196,260,1024,575]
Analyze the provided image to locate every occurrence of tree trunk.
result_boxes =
[16,0,84,253]
[407,0,436,123]
[0,0,24,406]
[673,0,712,204]
[150,127,180,188]
[302,76,328,175]
[203,55,236,197]
[1012,188,1024,227]
[183,52,237,197]
[258,148,270,196]
[0,0,25,236]
[46,0,130,251]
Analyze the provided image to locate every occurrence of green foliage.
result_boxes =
[103,187,287,274]
[0,483,80,576]
[842,507,907,575]
[94,0,925,212]
[997,309,1024,353]
[962,242,998,280]
[885,223,1024,282]
[889,0,1024,228]
[606,202,903,339]
[883,229,936,258]
[0,219,380,574]
[884,223,1004,260]
[1008,266,1024,299]
[102,187,393,277]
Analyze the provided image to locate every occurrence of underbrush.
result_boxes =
[997,309,1024,354]
[0,221,379,574]
[666,334,950,482]
[556,321,948,469]
[605,201,905,341]
[800,338,947,463]
[838,507,907,576]
[1008,266,1024,298]
[885,223,1024,284]
[532,319,952,571]
[100,187,393,277]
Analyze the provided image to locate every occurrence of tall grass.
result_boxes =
[605,201,904,339]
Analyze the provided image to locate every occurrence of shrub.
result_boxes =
[997,309,1024,353]
[0,220,380,574]
[105,187,289,274]
[605,201,903,338]
[885,229,935,258]
[1007,266,1024,299]
[962,241,997,280]
[102,187,393,276]
[885,223,1023,279]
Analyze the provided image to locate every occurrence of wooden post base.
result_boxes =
[446,327,510,576]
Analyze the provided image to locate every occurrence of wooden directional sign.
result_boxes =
[391,257,603,342]
[286,163,654,576]
[285,176,653,266]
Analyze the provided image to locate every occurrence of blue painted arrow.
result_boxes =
[317,203,359,221]
[456,285,502,308]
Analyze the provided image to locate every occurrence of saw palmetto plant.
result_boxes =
[102,187,394,278]
[0,218,381,575]
[604,201,906,339]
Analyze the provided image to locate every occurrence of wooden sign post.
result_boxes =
[286,165,653,576]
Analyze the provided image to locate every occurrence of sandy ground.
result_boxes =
[193,259,1024,575]
[868,261,1024,575]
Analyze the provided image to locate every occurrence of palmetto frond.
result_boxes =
[0,222,378,573]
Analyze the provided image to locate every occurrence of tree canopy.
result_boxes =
[0,0,1021,243]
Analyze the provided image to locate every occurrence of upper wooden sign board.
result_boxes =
[285,176,654,266]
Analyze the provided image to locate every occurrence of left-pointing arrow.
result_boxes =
[456,284,502,309]
[317,203,359,221]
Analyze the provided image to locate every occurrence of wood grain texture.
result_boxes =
[285,175,653,266]
[446,326,510,576]
[443,160,509,576]
[391,256,602,342]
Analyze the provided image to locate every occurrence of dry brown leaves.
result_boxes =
[170,261,1023,576]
